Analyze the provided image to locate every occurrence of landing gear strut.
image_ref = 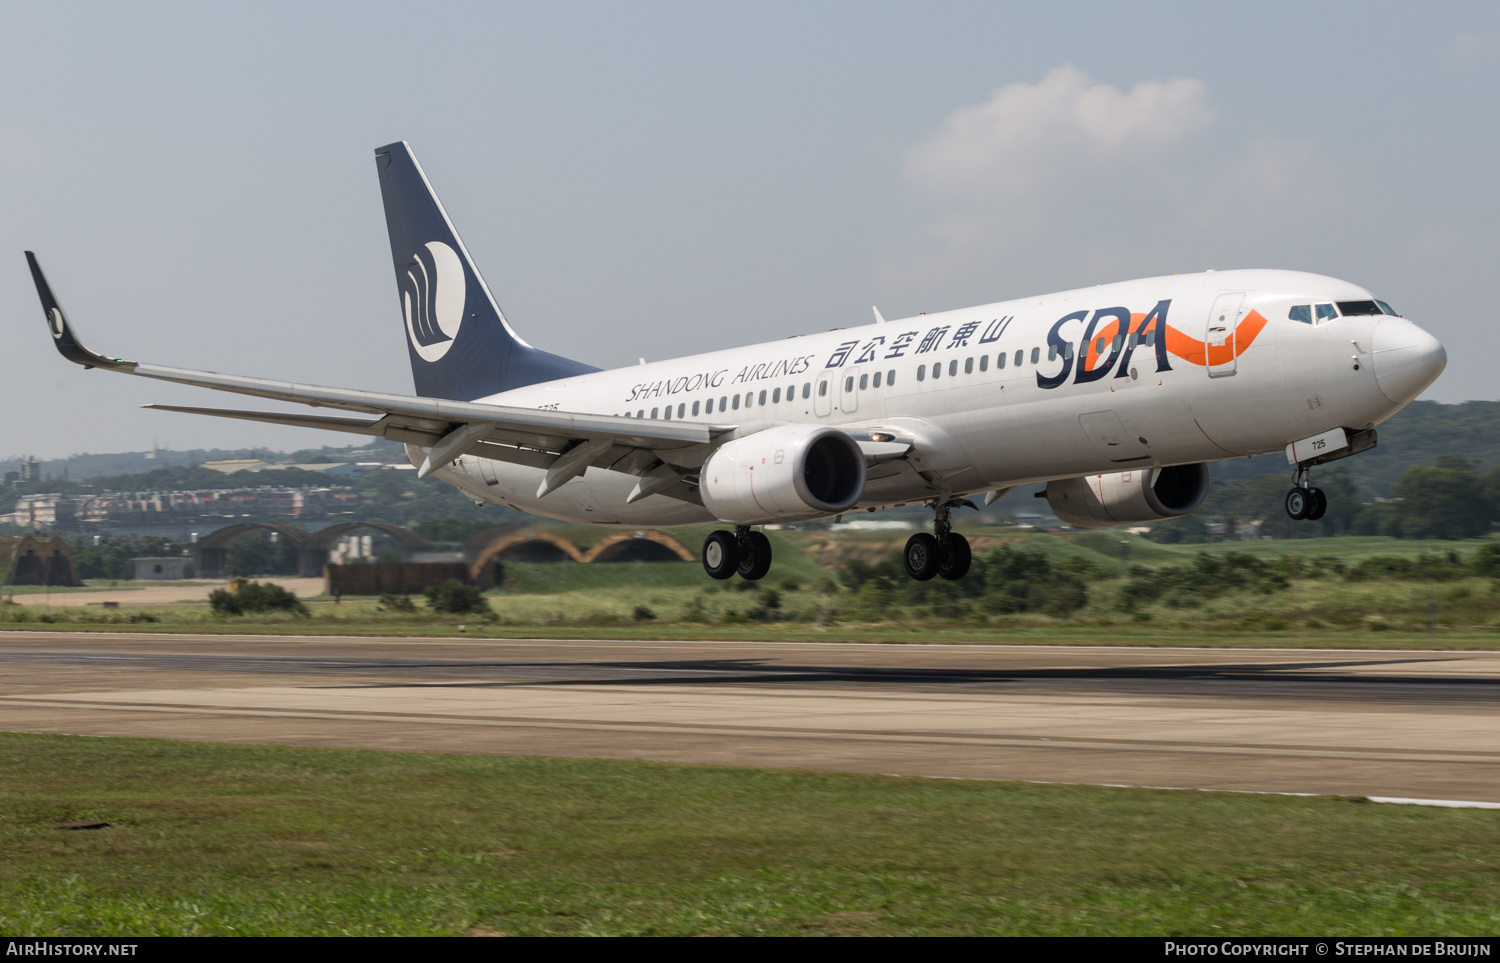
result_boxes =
[904,500,973,581]
[1285,464,1328,522]
[701,526,773,581]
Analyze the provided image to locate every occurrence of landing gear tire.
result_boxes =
[1285,487,1311,520]
[904,532,941,581]
[937,532,972,581]
[1306,487,1327,521]
[702,530,739,580]
[736,531,773,581]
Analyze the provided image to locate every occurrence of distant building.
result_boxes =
[17,457,39,483]
[1,485,358,536]
[1,536,83,586]
[7,494,77,530]
[286,463,358,478]
[131,557,194,580]
[201,459,271,474]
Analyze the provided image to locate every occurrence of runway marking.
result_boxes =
[1367,796,1500,810]
[4,630,1500,656]
[6,685,1500,765]
[900,776,1500,809]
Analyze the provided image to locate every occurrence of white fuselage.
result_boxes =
[426,269,1444,526]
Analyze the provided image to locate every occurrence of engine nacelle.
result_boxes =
[700,424,866,525]
[1044,463,1210,529]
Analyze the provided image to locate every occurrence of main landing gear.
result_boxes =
[702,526,772,581]
[1284,465,1328,521]
[903,500,973,581]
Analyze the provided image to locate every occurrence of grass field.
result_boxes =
[4,532,1499,647]
[2,732,1498,936]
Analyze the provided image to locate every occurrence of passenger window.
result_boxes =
[818,381,828,397]
[932,362,942,380]
[677,403,685,418]
[873,371,882,388]
[964,357,973,374]
[692,400,701,416]
[996,352,1006,369]
[917,365,926,382]
[651,407,659,419]
[979,355,988,372]
[637,409,644,418]
[887,369,896,386]
[732,395,740,410]
[802,383,811,399]
[757,390,766,406]
[1113,336,1123,352]
[1315,303,1338,324]
[1063,343,1074,360]
[664,406,673,420]
[1095,337,1105,355]
[1048,344,1057,361]
[1145,330,1156,347]
[844,376,854,393]
[859,373,868,390]
[772,388,781,404]
[948,359,957,376]
[1288,305,1312,324]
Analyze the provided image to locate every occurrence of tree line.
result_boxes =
[1148,455,1500,542]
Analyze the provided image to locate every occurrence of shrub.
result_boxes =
[208,581,309,616]
[632,605,657,622]
[377,594,417,614]
[424,580,492,616]
[1472,543,1500,578]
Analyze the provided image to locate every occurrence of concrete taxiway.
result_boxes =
[2,631,1499,801]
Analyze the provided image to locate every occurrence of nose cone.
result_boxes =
[1372,318,1446,403]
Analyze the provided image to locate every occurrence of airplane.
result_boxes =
[25,141,1446,582]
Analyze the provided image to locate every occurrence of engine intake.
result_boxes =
[1044,463,1210,529]
[700,424,866,524]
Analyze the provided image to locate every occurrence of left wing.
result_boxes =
[25,252,727,501]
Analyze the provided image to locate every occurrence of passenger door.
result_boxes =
[1204,293,1245,378]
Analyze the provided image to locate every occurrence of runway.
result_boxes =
[3,631,1499,801]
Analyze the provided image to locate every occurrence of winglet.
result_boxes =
[24,252,135,372]
[872,306,886,325]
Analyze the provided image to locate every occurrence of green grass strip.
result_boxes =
[1,732,1498,935]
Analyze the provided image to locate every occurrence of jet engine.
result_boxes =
[1044,463,1210,529]
[700,424,866,525]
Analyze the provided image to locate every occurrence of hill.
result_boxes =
[1207,400,1500,497]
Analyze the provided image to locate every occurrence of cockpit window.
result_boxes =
[1336,300,1383,316]
[1289,305,1312,324]
[1315,303,1338,324]
[1376,299,1399,317]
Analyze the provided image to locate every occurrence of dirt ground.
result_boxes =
[7,578,326,607]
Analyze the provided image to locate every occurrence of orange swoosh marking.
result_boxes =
[1166,309,1270,368]
[1074,308,1271,372]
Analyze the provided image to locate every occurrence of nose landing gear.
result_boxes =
[702,526,773,581]
[1284,465,1328,521]
[904,499,974,580]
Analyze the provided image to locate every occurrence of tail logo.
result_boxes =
[47,308,66,340]
[401,241,466,362]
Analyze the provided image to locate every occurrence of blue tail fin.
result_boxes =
[374,141,597,401]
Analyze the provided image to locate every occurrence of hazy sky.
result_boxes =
[3,2,1497,460]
